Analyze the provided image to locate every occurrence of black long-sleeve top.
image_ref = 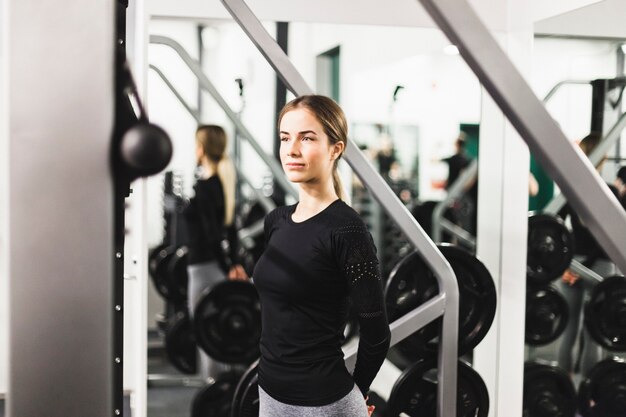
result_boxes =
[183,175,238,271]
[252,199,391,406]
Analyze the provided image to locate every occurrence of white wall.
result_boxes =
[287,23,482,200]
[0,0,8,398]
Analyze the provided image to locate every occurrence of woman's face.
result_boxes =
[195,138,204,166]
[279,108,341,186]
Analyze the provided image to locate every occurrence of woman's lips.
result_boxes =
[285,163,305,169]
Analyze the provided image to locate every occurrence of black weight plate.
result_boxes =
[231,360,259,417]
[167,245,189,304]
[579,358,626,417]
[191,371,241,417]
[241,202,267,266]
[238,372,259,417]
[411,200,455,241]
[523,362,576,417]
[387,358,489,417]
[527,213,574,286]
[150,245,177,300]
[194,281,261,364]
[525,285,569,346]
[148,242,169,278]
[584,275,626,351]
[385,244,496,359]
[165,311,197,375]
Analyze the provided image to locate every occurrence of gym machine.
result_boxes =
[217,2,626,417]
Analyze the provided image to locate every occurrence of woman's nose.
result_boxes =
[286,140,300,156]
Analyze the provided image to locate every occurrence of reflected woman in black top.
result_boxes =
[253,96,391,417]
[183,125,248,378]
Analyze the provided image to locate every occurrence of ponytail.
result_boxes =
[332,163,346,201]
[217,156,236,226]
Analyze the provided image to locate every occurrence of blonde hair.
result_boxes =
[196,125,236,226]
[278,95,347,200]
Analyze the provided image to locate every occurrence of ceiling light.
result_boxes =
[444,44,459,55]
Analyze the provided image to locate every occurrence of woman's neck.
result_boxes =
[199,159,217,178]
[294,183,338,219]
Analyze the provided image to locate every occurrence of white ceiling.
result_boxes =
[535,0,626,39]
[149,0,604,32]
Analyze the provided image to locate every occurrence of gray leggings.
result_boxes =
[187,260,231,379]
[258,384,369,417]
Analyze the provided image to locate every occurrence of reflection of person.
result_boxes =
[183,125,248,378]
[557,132,619,376]
[253,95,390,417]
[442,132,470,190]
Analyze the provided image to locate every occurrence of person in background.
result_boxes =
[183,125,248,379]
[442,132,470,191]
[557,132,620,376]
[253,95,390,417]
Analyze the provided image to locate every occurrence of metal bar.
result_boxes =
[542,80,592,103]
[440,219,477,250]
[417,0,626,275]
[343,295,446,371]
[149,64,201,121]
[544,111,626,214]
[569,259,604,285]
[8,1,115,416]
[149,35,298,199]
[432,159,478,243]
[220,1,460,415]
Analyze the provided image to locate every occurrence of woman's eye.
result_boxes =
[302,136,313,141]
[280,136,289,142]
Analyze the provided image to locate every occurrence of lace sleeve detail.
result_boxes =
[333,221,391,397]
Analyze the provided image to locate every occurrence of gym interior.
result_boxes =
[1,1,626,417]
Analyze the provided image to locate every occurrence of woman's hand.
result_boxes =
[228,264,249,281]
[562,268,580,286]
[365,396,375,416]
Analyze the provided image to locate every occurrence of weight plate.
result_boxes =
[191,371,241,417]
[527,213,574,286]
[523,362,576,417]
[525,285,569,346]
[165,311,197,375]
[584,275,626,351]
[149,245,177,300]
[231,360,259,417]
[194,281,261,364]
[385,244,496,360]
[579,358,626,417]
[387,358,489,417]
[167,245,189,304]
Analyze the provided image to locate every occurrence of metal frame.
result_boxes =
[149,35,298,200]
[220,1,461,415]
[542,79,592,102]
[8,1,115,416]
[418,0,626,275]
[544,110,626,214]
[432,159,478,243]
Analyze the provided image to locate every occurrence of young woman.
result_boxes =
[183,124,248,378]
[253,95,391,417]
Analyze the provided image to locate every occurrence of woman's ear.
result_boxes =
[331,141,345,161]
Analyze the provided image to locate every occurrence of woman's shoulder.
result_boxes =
[328,200,368,230]
[265,204,295,225]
